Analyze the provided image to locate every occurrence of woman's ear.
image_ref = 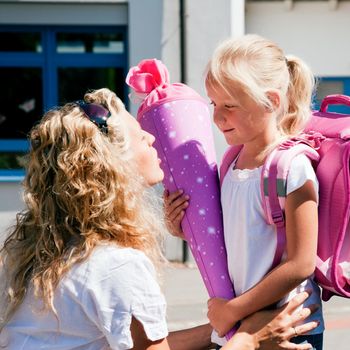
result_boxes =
[266,91,281,111]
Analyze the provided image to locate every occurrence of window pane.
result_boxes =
[315,80,348,113]
[58,67,125,104]
[0,32,42,52]
[0,152,27,170]
[57,32,124,54]
[0,68,43,139]
[316,80,344,102]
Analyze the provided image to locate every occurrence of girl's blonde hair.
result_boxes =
[0,88,165,330]
[206,34,315,145]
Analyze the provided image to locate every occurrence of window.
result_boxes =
[56,32,124,54]
[0,32,42,52]
[314,77,350,114]
[0,26,127,181]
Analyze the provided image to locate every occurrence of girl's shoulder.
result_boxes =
[287,153,318,196]
[288,153,316,177]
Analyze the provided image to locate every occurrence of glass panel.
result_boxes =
[58,67,125,104]
[0,152,27,170]
[0,32,42,52]
[315,80,349,113]
[316,80,344,102]
[57,33,124,54]
[0,68,43,139]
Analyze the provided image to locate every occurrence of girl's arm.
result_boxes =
[208,180,318,337]
[131,291,319,350]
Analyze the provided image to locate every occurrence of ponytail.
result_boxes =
[279,55,315,136]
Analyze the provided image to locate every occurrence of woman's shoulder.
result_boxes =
[66,244,155,287]
[91,244,152,272]
[90,244,149,264]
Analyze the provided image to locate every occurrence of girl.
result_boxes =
[165,34,324,350]
[0,87,316,350]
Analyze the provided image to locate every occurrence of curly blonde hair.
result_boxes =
[0,88,166,330]
[206,34,316,148]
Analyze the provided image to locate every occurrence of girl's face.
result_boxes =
[206,84,274,148]
[121,110,164,186]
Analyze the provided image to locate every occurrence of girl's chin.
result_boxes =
[225,137,241,146]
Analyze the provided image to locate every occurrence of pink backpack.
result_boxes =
[220,94,350,301]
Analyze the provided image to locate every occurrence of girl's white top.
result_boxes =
[213,154,324,346]
[1,245,168,350]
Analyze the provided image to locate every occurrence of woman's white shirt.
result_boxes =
[1,245,168,350]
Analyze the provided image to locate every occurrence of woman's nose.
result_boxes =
[147,132,155,145]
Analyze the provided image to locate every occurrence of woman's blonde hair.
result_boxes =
[0,88,165,330]
[206,34,315,145]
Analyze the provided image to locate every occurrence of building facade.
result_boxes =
[0,0,349,260]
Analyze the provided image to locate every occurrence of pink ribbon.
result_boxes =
[126,58,170,94]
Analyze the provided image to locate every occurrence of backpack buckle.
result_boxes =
[271,211,285,226]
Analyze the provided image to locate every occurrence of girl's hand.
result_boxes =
[207,297,237,337]
[163,189,189,240]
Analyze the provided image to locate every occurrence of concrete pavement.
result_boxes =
[163,263,350,349]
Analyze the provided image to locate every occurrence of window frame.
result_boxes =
[0,25,128,181]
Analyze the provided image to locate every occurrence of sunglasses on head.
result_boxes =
[74,100,111,134]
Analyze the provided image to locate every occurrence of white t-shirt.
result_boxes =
[213,154,324,346]
[0,245,168,350]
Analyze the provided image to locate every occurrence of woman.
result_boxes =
[0,88,317,349]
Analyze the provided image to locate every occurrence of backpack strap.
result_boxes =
[219,145,243,186]
[220,138,320,270]
[262,141,320,269]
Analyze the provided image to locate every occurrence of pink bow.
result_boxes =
[126,59,170,94]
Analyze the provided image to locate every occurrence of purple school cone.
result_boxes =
[126,59,237,339]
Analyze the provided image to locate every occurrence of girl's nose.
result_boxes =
[213,109,225,126]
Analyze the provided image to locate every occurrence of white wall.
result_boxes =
[0,1,127,25]
[0,183,24,244]
[185,0,246,164]
[246,1,350,76]
[127,0,184,260]
[128,0,181,116]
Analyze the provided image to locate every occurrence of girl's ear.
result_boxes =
[266,91,281,111]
